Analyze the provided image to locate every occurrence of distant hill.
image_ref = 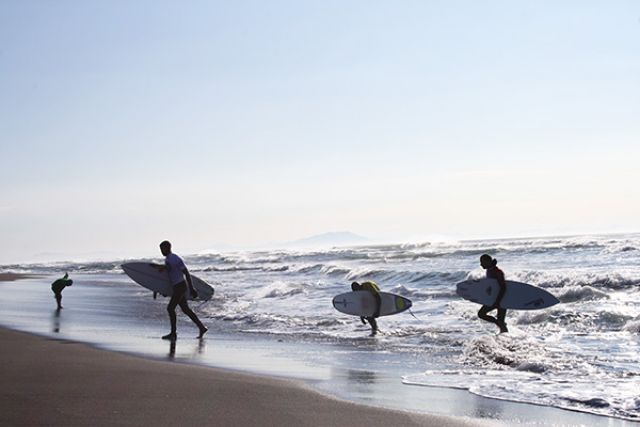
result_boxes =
[284,231,369,249]
[201,232,370,253]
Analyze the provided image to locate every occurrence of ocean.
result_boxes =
[1,233,639,425]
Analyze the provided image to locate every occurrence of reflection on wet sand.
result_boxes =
[167,337,207,360]
[338,369,380,402]
[168,339,176,359]
[348,369,378,385]
[52,309,61,334]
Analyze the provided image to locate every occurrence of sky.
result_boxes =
[1,1,639,262]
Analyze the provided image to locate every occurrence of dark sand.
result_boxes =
[0,327,486,427]
[0,273,41,282]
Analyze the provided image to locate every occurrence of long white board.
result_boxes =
[456,278,559,310]
[332,291,412,317]
[122,262,214,301]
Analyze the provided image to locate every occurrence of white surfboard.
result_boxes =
[456,278,559,310]
[121,262,214,301]
[332,291,412,317]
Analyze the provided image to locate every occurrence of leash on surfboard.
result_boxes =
[408,308,421,320]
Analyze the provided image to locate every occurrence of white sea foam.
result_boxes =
[623,319,640,333]
[556,285,610,302]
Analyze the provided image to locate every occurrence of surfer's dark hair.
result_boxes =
[351,281,361,291]
[160,240,171,249]
[480,254,498,266]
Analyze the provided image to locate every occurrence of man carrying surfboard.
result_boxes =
[155,241,208,340]
[478,254,508,333]
[351,281,381,335]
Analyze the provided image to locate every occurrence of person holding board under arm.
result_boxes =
[351,281,382,335]
[152,240,208,340]
[477,254,508,333]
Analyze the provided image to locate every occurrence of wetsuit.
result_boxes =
[361,281,381,334]
[478,265,508,332]
[51,275,72,309]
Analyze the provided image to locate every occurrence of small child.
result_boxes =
[51,273,73,310]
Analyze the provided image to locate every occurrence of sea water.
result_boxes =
[1,233,639,424]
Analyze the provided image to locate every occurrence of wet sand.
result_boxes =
[0,327,487,427]
[0,273,41,282]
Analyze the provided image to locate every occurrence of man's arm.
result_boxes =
[493,274,507,309]
[183,268,198,298]
[149,263,166,272]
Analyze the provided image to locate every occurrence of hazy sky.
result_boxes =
[1,1,639,262]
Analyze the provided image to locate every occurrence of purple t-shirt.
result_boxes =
[164,253,187,286]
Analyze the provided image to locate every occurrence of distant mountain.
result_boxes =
[284,231,369,249]
[200,232,369,254]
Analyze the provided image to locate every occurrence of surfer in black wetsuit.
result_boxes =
[51,273,73,310]
[351,281,382,335]
[478,254,508,333]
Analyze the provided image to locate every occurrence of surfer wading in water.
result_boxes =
[154,240,208,340]
[351,281,382,335]
[478,254,508,333]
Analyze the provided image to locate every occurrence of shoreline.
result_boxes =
[1,273,637,426]
[0,272,43,282]
[0,326,486,427]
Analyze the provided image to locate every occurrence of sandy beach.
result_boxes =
[0,327,486,427]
